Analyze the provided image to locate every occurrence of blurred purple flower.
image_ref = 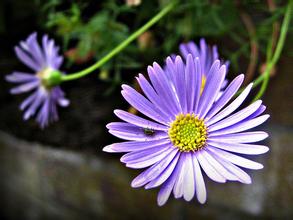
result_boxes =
[179,38,230,94]
[103,55,269,206]
[6,33,69,128]
[180,38,230,74]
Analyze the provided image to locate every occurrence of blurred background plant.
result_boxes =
[32,0,290,91]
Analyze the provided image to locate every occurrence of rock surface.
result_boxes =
[0,125,292,219]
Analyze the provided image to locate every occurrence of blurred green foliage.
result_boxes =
[35,0,288,88]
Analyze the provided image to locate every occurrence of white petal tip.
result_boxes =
[130,180,141,188]
[102,146,114,152]
[198,198,207,204]
[183,195,194,202]
[157,198,167,207]
[120,156,126,163]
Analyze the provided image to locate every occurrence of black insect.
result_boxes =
[143,127,155,136]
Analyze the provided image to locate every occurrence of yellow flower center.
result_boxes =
[168,113,207,152]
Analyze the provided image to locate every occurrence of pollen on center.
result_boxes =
[168,113,207,152]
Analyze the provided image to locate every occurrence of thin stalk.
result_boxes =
[252,0,292,101]
[61,1,176,82]
[235,0,292,98]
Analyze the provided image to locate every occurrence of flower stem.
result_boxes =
[61,1,176,82]
[252,0,292,101]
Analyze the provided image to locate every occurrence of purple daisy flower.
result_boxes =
[6,33,69,128]
[103,54,269,206]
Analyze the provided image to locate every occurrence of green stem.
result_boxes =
[252,0,292,101]
[61,1,176,82]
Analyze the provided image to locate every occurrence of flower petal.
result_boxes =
[150,62,181,116]
[196,150,226,183]
[107,122,168,141]
[208,152,252,184]
[207,140,269,155]
[157,160,181,206]
[198,61,226,118]
[6,72,36,83]
[121,85,169,125]
[14,46,40,71]
[114,109,168,131]
[209,131,268,143]
[145,152,180,189]
[26,33,45,67]
[10,80,39,94]
[131,149,178,187]
[206,83,253,126]
[209,114,270,136]
[136,74,176,120]
[173,153,186,198]
[192,154,207,204]
[103,138,170,153]
[122,144,173,169]
[205,74,244,120]
[193,58,203,113]
[201,149,237,181]
[208,147,264,170]
[208,100,263,132]
[174,56,187,113]
[183,152,195,201]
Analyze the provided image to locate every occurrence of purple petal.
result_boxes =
[199,39,207,72]
[208,100,263,132]
[209,152,252,184]
[145,152,180,189]
[6,72,37,83]
[107,122,168,141]
[23,89,46,120]
[185,54,197,113]
[208,131,269,143]
[174,56,187,113]
[36,98,50,128]
[208,147,264,170]
[209,114,270,136]
[20,90,38,110]
[192,154,207,204]
[114,109,168,131]
[205,74,244,120]
[196,150,226,183]
[207,141,269,155]
[121,85,169,125]
[206,83,253,127]
[57,98,70,107]
[10,80,39,94]
[122,144,174,169]
[131,149,178,187]
[157,159,181,206]
[103,138,170,153]
[165,57,178,91]
[14,46,40,71]
[245,105,266,121]
[173,153,186,198]
[136,74,177,120]
[183,152,195,201]
[201,149,237,181]
[192,57,202,113]
[26,33,45,67]
[179,43,189,58]
[149,63,181,116]
[198,61,226,118]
